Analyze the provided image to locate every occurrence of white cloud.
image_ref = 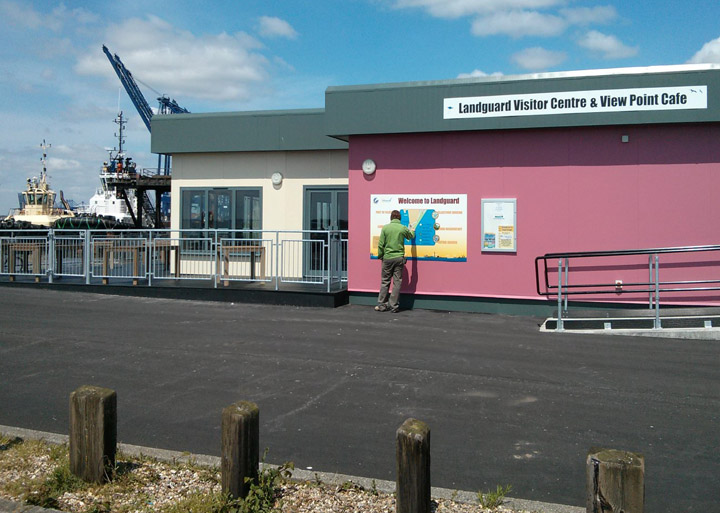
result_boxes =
[560,5,616,25]
[472,10,566,38]
[0,1,43,29]
[39,37,74,58]
[391,1,623,42]
[40,68,55,81]
[0,1,98,32]
[392,0,561,18]
[578,30,638,59]
[457,69,504,78]
[688,36,720,64]
[511,47,566,70]
[258,16,299,39]
[47,156,81,171]
[75,15,270,102]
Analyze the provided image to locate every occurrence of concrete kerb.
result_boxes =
[540,324,720,340]
[0,425,583,513]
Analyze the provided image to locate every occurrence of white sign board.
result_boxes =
[482,199,517,253]
[444,85,707,120]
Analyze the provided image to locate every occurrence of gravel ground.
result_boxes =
[0,438,535,513]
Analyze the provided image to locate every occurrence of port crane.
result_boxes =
[102,44,189,174]
[102,45,189,227]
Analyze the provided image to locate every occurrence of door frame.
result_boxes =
[302,185,348,279]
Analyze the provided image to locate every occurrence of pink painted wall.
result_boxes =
[348,124,720,303]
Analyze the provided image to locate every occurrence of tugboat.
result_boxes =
[2,140,74,228]
[74,112,138,225]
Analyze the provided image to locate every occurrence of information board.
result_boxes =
[370,194,467,261]
[482,199,517,252]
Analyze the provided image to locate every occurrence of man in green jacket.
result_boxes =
[376,210,415,312]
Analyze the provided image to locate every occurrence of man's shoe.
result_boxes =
[375,305,388,312]
[390,307,400,313]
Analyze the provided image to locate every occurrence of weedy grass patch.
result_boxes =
[1,437,533,513]
[0,439,294,513]
[477,484,513,509]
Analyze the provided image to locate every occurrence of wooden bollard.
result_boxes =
[587,448,645,513]
[396,418,431,513]
[221,401,260,499]
[69,385,117,483]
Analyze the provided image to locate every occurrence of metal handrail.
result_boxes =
[535,244,720,296]
[540,244,720,259]
[535,244,720,331]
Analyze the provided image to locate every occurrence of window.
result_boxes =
[181,188,262,238]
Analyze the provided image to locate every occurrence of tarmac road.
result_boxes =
[0,288,717,512]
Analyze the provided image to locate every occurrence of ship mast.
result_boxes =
[40,139,51,183]
[114,111,126,160]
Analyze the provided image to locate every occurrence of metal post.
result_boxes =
[147,231,153,287]
[47,229,54,284]
[323,230,332,293]
[84,230,91,285]
[213,230,218,289]
[274,231,279,291]
[557,258,564,331]
[563,257,569,314]
[654,255,661,329]
[648,255,653,309]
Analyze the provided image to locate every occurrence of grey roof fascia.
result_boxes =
[325,64,720,137]
[151,108,348,154]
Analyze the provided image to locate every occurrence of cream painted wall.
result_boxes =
[170,149,348,232]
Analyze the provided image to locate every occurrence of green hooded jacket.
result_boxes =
[377,219,415,260]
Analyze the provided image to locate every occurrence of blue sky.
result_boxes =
[1,0,719,213]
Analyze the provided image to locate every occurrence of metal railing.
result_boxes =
[0,228,348,292]
[0,235,49,277]
[535,245,720,331]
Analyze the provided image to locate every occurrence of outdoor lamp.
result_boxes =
[362,159,376,175]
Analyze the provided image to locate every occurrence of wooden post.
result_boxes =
[396,418,431,513]
[69,385,117,483]
[587,448,645,513]
[221,401,260,499]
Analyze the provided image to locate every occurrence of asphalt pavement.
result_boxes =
[0,288,717,512]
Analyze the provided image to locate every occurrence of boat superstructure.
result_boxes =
[4,141,74,227]
[78,112,137,224]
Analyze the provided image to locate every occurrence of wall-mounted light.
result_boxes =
[271,172,283,185]
[362,159,376,175]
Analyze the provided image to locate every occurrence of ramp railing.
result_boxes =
[535,245,720,331]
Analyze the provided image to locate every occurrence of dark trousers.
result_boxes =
[378,256,405,310]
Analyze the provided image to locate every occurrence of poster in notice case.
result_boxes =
[482,199,517,252]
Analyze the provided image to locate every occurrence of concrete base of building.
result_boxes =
[0,279,349,309]
[352,291,565,316]
[350,291,720,319]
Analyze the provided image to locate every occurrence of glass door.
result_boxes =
[304,187,348,279]
[208,189,232,231]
